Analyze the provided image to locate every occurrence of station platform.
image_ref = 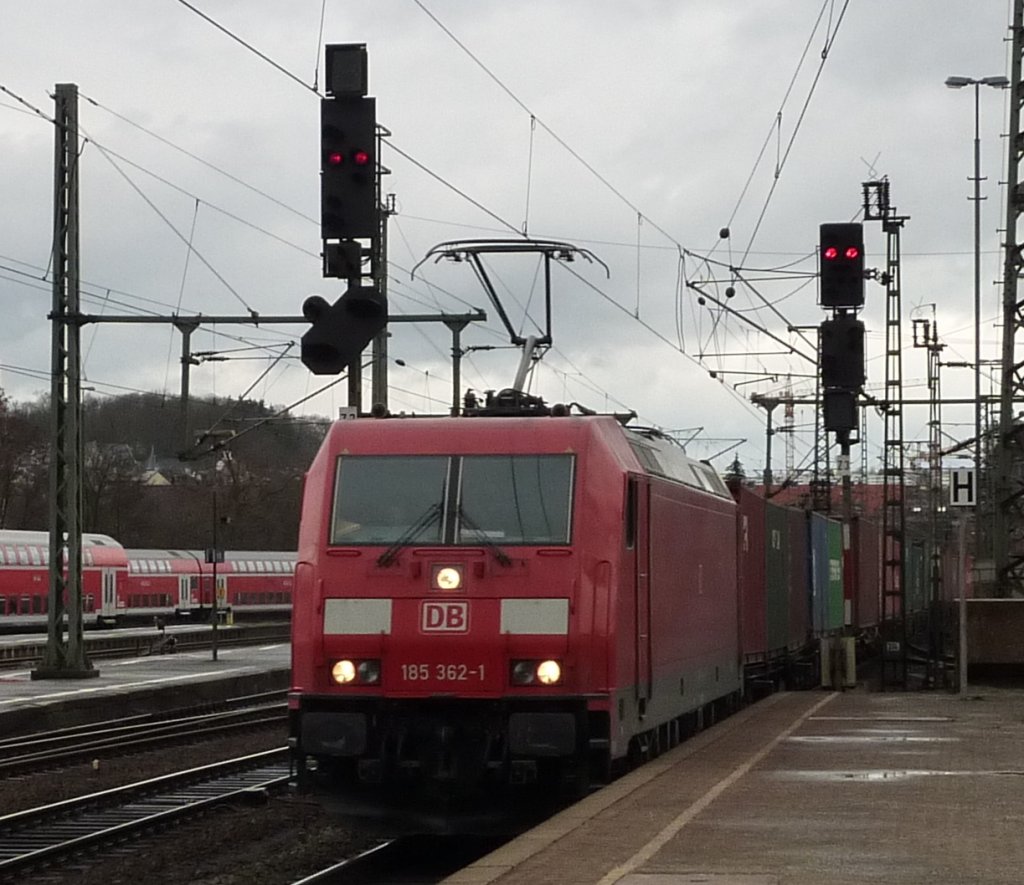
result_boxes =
[0,639,290,734]
[446,687,1024,885]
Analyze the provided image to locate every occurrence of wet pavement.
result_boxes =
[0,641,290,733]
[448,687,1024,885]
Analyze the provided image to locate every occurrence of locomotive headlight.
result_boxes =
[511,660,536,685]
[433,565,462,591]
[331,659,357,684]
[511,659,563,686]
[536,659,562,685]
[357,659,381,684]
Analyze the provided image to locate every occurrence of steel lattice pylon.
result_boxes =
[864,180,909,688]
[995,1,1024,597]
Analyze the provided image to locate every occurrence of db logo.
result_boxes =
[421,601,469,633]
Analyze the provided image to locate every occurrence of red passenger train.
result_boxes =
[0,529,295,629]
[289,409,744,828]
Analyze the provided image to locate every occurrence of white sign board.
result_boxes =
[949,468,976,507]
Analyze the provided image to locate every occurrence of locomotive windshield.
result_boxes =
[330,454,573,546]
[331,456,448,544]
[458,455,572,544]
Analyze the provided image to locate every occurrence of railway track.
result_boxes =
[0,749,290,882]
[0,691,287,776]
[0,622,290,669]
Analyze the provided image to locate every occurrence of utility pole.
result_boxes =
[864,180,910,688]
[913,313,947,685]
[995,0,1024,597]
[34,83,96,680]
[751,393,780,494]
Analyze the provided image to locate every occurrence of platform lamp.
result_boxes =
[945,74,1008,566]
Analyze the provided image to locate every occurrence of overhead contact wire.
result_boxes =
[174,0,320,95]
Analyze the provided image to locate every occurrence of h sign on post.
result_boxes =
[949,469,976,507]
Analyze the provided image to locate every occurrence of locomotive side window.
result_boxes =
[331,455,449,545]
[625,477,638,549]
[457,455,573,545]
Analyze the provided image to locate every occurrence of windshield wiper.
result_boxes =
[377,502,443,567]
[457,509,512,567]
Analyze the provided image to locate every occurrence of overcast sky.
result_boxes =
[0,1,1013,478]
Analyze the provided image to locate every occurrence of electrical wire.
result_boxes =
[89,139,256,314]
[174,0,320,95]
[79,92,319,226]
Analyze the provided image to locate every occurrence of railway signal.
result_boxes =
[320,96,377,241]
[819,313,865,390]
[819,222,865,307]
[300,285,387,375]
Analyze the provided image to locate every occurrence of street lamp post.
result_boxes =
[945,74,1008,575]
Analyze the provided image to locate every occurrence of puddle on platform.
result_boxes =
[777,768,1024,782]
[810,716,953,722]
[787,735,957,744]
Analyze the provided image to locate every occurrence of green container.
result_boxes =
[827,519,844,630]
[905,541,927,612]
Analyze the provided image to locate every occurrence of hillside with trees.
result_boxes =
[0,390,328,550]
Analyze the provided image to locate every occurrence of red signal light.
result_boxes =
[327,151,344,166]
[823,246,838,260]
[844,246,860,259]
[352,150,371,166]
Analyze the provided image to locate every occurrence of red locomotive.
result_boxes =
[287,400,948,831]
[288,409,742,827]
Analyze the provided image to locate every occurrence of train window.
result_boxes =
[458,455,573,545]
[625,477,638,549]
[17,547,28,565]
[28,547,40,565]
[4,547,15,564]
[20,596,30,614]
[331,455,449,545]
[32,595,42,614]
[627,440,663,475]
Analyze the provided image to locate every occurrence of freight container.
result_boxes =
[810,512,844,633]
[734,486,767,660]
[786,507,809,649]
[827,517,844,630]
[765,500,789,654]
[852,516,881,629]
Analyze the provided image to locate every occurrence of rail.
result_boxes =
[0,700,287,775]
[0,749,290,880]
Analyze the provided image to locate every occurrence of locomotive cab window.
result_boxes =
[329,453,573,547]
[457,454,573,545]
[331,455,449,545]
